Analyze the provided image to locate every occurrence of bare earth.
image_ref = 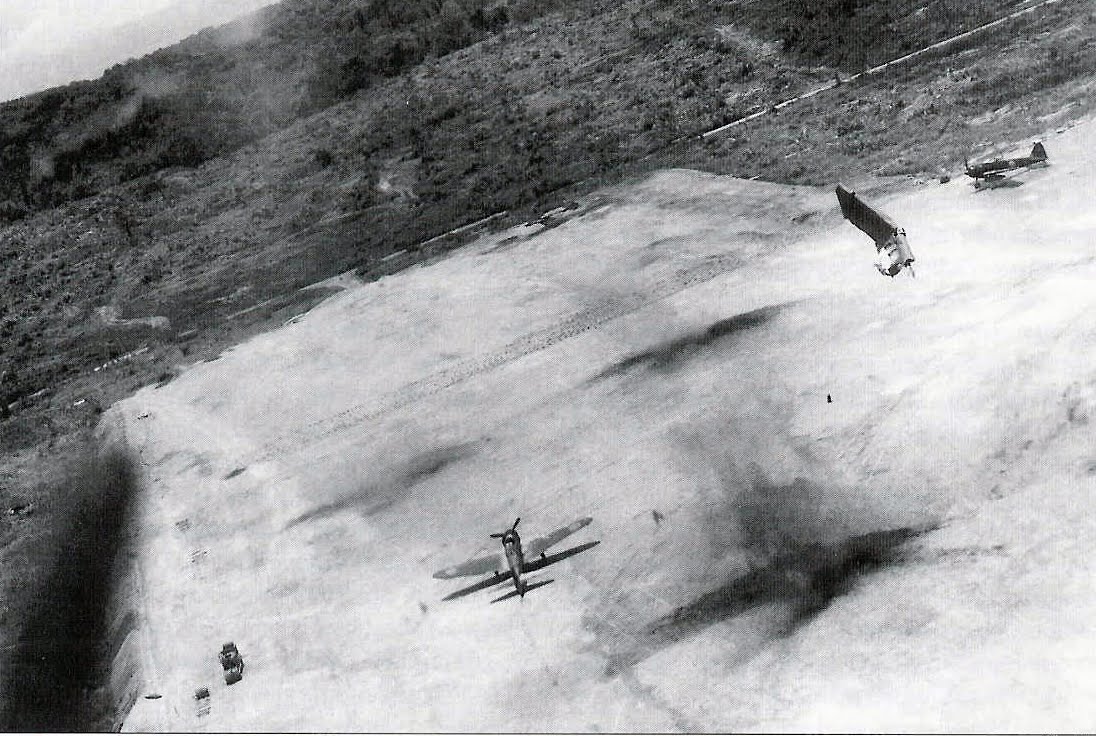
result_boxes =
[114,116,1096,731]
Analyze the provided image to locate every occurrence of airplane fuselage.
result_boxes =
[501,530,525,595]
[875,228,915,277]
[966,158,1028,178]
[966,143,1047,179]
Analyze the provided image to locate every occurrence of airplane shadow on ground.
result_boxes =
[604,526,927,675]
[974,177,1024,191]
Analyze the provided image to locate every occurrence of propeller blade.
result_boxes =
[491,518,521,539]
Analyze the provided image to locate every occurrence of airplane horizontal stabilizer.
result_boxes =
[491,579,554,604]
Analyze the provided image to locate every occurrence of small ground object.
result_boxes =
[219,642,244,685]
[194,686,211,718]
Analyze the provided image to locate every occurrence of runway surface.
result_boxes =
[115,119,1096,731]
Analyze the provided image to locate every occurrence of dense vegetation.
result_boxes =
[738,0,1021,68]
[0,0,1038,223]
[0,0,555,218]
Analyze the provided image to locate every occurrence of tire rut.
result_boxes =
[255,252,744,460]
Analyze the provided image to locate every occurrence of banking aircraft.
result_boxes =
[835,184,915,277]
[965,142,1048,182]
[434,517,599,603]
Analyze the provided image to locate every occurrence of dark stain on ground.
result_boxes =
[286,441,480,528]
[604,526,926,675]
[589,304,784,383]
[223,466,247,480]
[0,449,139,731]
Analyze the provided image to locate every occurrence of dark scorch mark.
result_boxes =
[605,526,926,674]
[589,304,785,383]
[285,441,480,528]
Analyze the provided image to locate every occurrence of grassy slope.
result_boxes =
[0,0,556,217]
[1,0,1094,725]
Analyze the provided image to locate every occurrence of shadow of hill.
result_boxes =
[0,450,138,731]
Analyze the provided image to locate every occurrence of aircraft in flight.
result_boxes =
[835,184,915,277]
[434,517,599,603]
[965,142,1048,183]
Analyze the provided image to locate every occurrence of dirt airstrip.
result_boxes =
[109,117,1096,731]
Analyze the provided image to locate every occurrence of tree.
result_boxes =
[433,0,474,56]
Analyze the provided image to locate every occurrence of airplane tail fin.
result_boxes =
[1031,142,1047,161]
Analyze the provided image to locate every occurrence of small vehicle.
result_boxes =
[219,642,244,685]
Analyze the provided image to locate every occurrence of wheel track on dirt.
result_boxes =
[255,251,747,460]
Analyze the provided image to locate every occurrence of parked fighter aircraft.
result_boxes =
[965,142,1047,181]
[835,185,915,277]
[434,517,599,603]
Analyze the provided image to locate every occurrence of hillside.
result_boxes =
[0,0,545,216]
[0,0,1084,219]
[1,0,1095,727]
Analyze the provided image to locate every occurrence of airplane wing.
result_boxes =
[433,551,505,579]
[441,569,511,601]
[525,517,594,558]
[835,185,898,246]
[522,540,600,574]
